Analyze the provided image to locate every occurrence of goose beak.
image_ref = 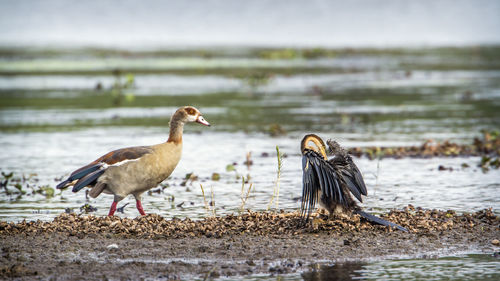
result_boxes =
[196,115,211,126]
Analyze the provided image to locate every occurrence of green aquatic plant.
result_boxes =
[35,185,55,198]
[1,171,41,197]
[257,48,299,60]
[211,173,221,181]
[1,171,14,195]
[200,184,216,217]
[225,164,236,172]
[479,155,500,172]
[225,163,241,180]
[110,70,136,106]
[13,183,26,195]
[268,146,283,211]
[180,172,198,186]
[80,203,97,213]
[239,176,253,214]
[301,48,337,59]
[238,72,273,93]
[268,124,287,137]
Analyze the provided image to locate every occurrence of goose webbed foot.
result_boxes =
[116,203,129,214]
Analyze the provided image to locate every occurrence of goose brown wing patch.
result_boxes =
[57,146,153,191]
[95,146,153,165]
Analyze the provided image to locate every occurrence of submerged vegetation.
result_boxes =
[0,171,55,199]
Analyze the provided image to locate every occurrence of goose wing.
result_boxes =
[57,146,153,192]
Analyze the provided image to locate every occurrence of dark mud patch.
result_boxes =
[1,207,499,280]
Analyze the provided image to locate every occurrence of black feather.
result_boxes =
[56,164,102,189]
[301,154,321,219]
[351,164,367,196]
[72,168,105,193]
[56,179,70,190]
[355,210,408,232]
[343,175,362,203]
[69,164,101,181]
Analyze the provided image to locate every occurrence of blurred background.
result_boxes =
[0,0,499,222]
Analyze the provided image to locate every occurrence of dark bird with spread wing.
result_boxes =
[300,134,407,231]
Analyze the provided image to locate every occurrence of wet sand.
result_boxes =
[1,207,499,280]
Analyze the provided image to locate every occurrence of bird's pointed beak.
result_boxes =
[196,115,211,126]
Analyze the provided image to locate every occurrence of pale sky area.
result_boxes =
[1,0,499,48]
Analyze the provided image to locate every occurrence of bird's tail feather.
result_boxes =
[72,169,105,193]
[355,210,408,232]
[56,179,71,190]
[57,164,102,190]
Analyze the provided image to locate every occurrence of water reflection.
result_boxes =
[269,254,500,281]
[302,263,364,281]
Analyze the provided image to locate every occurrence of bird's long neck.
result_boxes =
[311,141,327,160]
[302,135,328,160]
[167,118,185,144]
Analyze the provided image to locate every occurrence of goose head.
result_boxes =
[172,106,211,126]
[301,134,327,159]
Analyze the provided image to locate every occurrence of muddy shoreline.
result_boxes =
[1,208,499,280]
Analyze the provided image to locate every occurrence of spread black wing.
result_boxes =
[327,140,367,202]
[301,150,344,219]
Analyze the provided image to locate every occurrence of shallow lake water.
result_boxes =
[1,46,499,279]
[238,253,500,281]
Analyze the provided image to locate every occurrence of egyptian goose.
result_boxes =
[300,134,407,231]
[57,106,210,216]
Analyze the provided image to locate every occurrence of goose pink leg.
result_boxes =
[108,201,117,216]
[136,200,146,216]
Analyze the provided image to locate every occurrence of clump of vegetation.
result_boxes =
[180,172,198,186]
[1,171,55,199]
[199,184,216,217]
[479,156,500,172]
[211,173,220,181]
[1,172,14,195]
[80,203,97,213]
[244,151,253,166]
[239,176,253,214]
[301,48,337,59]
[110,69,135,106]
[349,130,500,160]
[225,163,241,180]
[257,48,299,60]
[256,47,337,60]
[268,123,287,137]
[474,130,500,155]
[238,72,273,93]
[35,185,55,198]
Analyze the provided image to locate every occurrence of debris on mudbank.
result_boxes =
[348,130,500,159]
[0,206,497,239]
